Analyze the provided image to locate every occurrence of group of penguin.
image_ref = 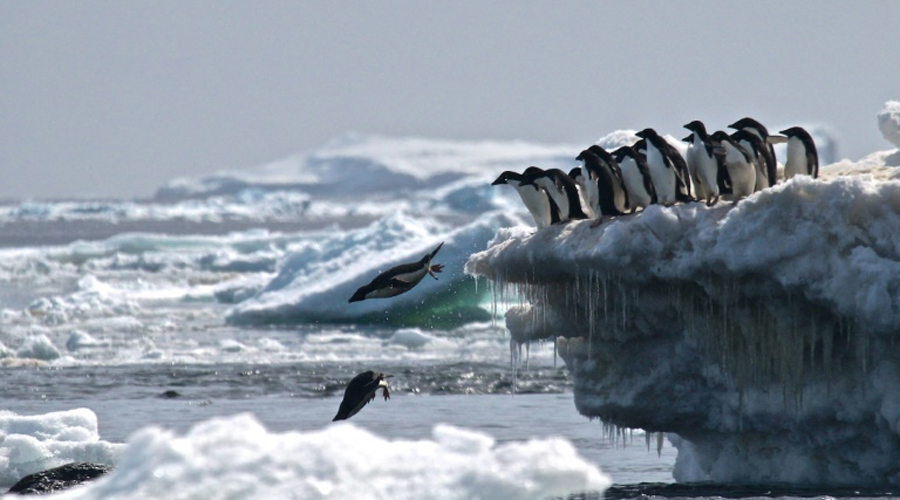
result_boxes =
[493,117,819,227]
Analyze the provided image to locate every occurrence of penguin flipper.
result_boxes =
[389,278,410,287]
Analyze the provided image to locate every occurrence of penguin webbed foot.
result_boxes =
[428,263,444,280]
[382,387,391,401]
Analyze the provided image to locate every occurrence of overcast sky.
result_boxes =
[2,1,899,200]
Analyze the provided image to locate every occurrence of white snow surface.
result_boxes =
[43,414,609,500]
[0,409,123,488]
[468,173,900,333]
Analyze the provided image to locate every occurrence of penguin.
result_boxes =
[635,128,693,205]
[578,147,629,216]
[522,168,589,222]
[780,126,819,179]
[348,242,444,303]
[711,131,757,201]
[728,117,778,187]
[333,370,392,421]
[492,169,560,228]
[611,145,657,210]
[568,168,598,219]
[730,129,772,192]
[683,120,726,206]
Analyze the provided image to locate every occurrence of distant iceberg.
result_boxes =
[226,211,523,327]
[467,135,900,484]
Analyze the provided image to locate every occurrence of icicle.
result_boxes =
[656,432,664,457]
[525,342,530,372]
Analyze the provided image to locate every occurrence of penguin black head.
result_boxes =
[348,285,372,303]
[683,120,707,135]
[710,130,732,143]
[492,171,523,186]
[729,117,769,136]
[779,126,812,140]
[520,166,546,185]
[568,167,584,181]
[635,128,649,139]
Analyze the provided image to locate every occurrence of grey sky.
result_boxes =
[2,1,898,200]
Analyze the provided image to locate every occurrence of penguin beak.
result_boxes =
[682,134,692,142]
[768,135,789,145]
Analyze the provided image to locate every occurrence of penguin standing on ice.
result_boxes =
[568,168,598,219]
[333,370,392,421]
[731,129,772,192]
[492,168,560,228]
[577,147,629,216]
[711,131,757,201]
[683,120,726,206]
[522,168,589,223]
[728,117,779,187]
[611,145,657,211]
[348,242,444,303]
[635,128,693,205]
[780,126,819,179]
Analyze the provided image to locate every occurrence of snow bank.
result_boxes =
[878,101,900,148]
[51,414,609,500]
[227,210,522,326]
[466,149,900,485]
[0,409,122,488]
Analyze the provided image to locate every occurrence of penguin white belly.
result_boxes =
[784,137,808,179]
[573,174,598,218]
[618,158,651,209]
[514,183,552,228]
[536,178,570,221]
[724,147,756,199]
[686,140,718,200]
[646,145,676,205]
[364,267,428,299]
[738,139,768,192]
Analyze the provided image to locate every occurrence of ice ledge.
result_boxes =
[466,173,900,485]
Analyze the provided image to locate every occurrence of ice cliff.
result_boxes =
[467,140,900,484]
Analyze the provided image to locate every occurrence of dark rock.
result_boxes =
[7,462,112,495]
[159,389,182,398]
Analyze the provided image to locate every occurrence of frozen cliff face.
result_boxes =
[466,157,900,485]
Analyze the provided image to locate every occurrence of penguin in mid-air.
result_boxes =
[348,242,444,303]
[780,126,819,179]
[635,128,693,205]
[333,371,392,421]
[522,168,589,223]
[728,117,779,187]
[492,168,560,228]
[611,145,656,211]
[711,131,757,201]
[683,120,726,206]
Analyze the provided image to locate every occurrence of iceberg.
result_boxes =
[467,136,900,484]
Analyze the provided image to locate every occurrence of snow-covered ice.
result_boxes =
[0,410,609,500]
[466,111,900,485]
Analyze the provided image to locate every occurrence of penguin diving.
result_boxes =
[333,370,392,421]
[348,242,444,303]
